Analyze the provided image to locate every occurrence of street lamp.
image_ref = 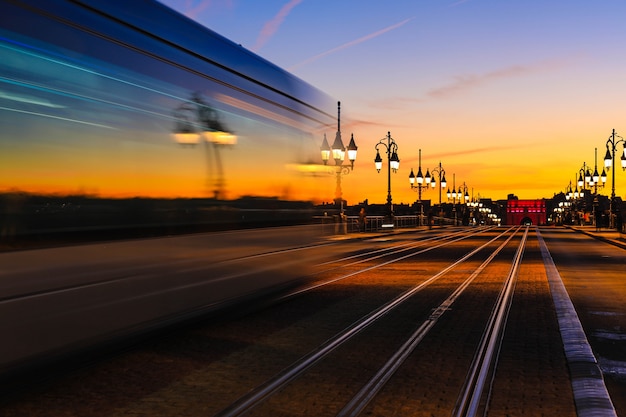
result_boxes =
[374,131,400,222]
[591,147,608,192]
[320,101,357,216]
[569,171,587,224]
[455,181,470,205]
[575,161,600,211]
[603,128,626,229]
[446,181,455,203]
[577,163,587,206]
[566,182,573,201]
[430,162,447,205]
[171,93,236,199]
[408,149,429,224]
[459,183,470,226]
[446,173,459,225]
[467,190,483,225]
[447,176,469,226]
[588,147,607,228]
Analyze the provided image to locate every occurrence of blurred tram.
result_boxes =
[0,0,335,375]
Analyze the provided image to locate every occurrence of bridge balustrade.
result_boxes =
[317,214,461,234]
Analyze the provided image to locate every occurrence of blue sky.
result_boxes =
[158,0,626,203]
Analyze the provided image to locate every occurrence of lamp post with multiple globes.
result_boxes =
[171,93,236,199]
[320,102,357,232]
[446,174,469,225]
[430,161,447,205]
[408,152,447,225]
[408,149,429,225]
[374,132,400,223]
[603,129,626,229]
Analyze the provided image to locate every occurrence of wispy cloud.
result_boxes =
[345,118,388,131]
[364,96,423,111]
[183,0,213,19]
[427,66,530,99]
[401,144,530,166]
[438,144,533,158]
[427,57,577,99]
[252,0,303,52]
[288,17,415,71]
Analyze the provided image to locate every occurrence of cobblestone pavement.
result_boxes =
[0,227,623,416]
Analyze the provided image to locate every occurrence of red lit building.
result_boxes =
[506,199,546,225]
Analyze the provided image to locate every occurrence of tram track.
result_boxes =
[279,227,495,300]
[452,226,528,417]
[338,227,524,417]
[3,226,611,417]
[215,226,521,416]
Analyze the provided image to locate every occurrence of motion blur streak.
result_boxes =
[0,0,337,376]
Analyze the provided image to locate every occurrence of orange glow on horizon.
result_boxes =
[324,132,626,206]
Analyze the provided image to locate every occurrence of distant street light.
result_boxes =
[591,147,608,192]
[603,128,626,228]
[320,101,357,217]
[589,147,607,228]
[430,161,447,205]
[446,173,458,225]
[458,182,470,226]
[576,162,590,205]
[446,174,469,225]
[408,149,429,224]
[374,131,400,222]
[467,191,483,225]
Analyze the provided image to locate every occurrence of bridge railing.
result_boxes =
[316,214,461,234]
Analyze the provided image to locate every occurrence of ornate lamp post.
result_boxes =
[458,182,470,225]
[592,147,608,194]
[575,159,605,221]
[566,182,573,201]
[320,102,357,218]
[374,132,400,222]
[446,174,458,225]
[447,175,469,226]
[575,162,590,218]
[577,162,591,194]
[603,128,626,229]
[445,176,468,204]
[589,147,607,228]
[569,171,586,224]
[171,93,236,199]
[430,161,447,205]
[429,161,447,226]
[467,191,483,226]
[408,149,429,225]
[456,182,470,204]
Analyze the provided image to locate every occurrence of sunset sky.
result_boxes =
[159,0,626,206]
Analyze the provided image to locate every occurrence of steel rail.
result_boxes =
[317,229,460,267]
[314,227,490,271]
[452,226,529,417]
[278,227,494,302]
[337,226,521,417]
[214,227,516,417]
